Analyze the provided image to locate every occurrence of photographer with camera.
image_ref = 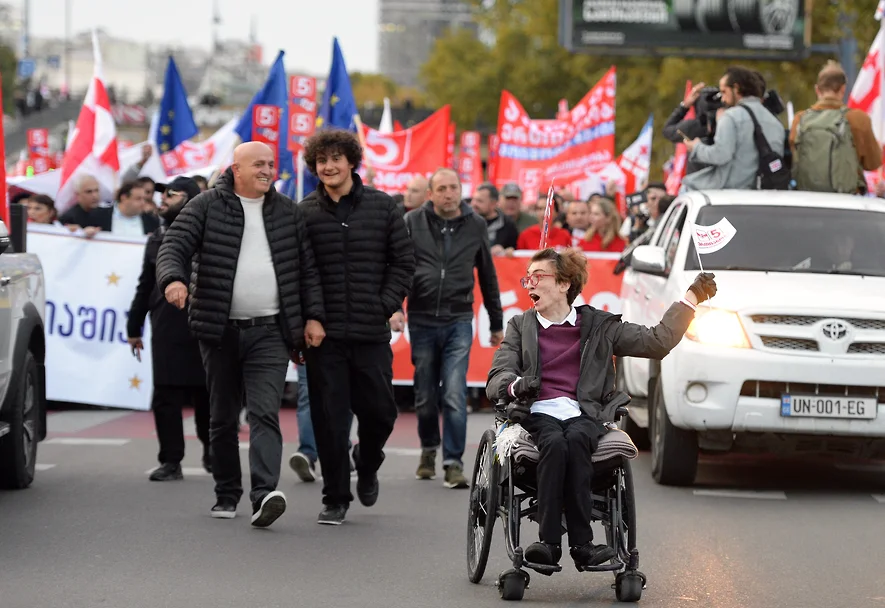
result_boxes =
[662,83,718,176]
[620,183,671,242]
[681,67,785,192]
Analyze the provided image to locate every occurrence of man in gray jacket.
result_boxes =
[682,67,785,191]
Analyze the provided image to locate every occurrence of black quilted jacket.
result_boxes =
[155,168,324,350]
[298,173,415,343]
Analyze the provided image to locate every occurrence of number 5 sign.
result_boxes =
[289,75,317,153]
[252,104,281,178]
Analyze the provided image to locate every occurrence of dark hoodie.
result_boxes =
[403,200,503,331]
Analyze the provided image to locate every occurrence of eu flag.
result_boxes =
[156,56,198,154]
[235,50,295,184]
[301,38,359,197]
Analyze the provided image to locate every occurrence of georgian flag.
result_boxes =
[617,115,653,195]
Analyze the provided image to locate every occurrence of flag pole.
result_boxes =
[296,149,304,202]
[352,113,374,173]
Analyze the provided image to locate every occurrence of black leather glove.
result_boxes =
[688,272,717,303]
[511,376,540,401]
[505,402,531,423]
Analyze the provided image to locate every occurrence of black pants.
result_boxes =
[199,323,289,506]
[522,413,603,547]
[305,338,398,506]
[152,384,210,465]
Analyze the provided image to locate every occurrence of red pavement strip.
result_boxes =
[47,409,425,448]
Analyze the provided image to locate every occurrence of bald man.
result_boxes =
[157,141,325,528]
[403,175,428,213]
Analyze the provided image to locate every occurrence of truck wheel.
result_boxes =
[0,351,40,489]
[650,376,698,486]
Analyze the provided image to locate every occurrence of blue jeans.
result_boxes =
[411,321,473,467]
[296,363,352,465]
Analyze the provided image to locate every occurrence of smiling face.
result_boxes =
[316,149,355,191]
[524,260,569,316]
[232,141,275,198]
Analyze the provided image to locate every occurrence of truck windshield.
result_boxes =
[684,204,885,278]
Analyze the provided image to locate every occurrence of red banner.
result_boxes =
[252,104,281,179]
[666,81,693,196]
[391,255,624,386]
[360,105,451,194]
[447,122,456,169]
[458,131,483,197]
[495,67,616,204]
[288,75,317,155]
[488,134,499,184]
[27,128,50,159]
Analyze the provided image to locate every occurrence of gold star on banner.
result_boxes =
[167,110,175,118]
[129,375,142,390]
[330,94,339,106]
[161,143,170,152]
[280,170,291,181]
[107,272,121,286]
[315,117,324,128]
[160,125,171,135]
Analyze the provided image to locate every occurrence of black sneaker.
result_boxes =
[288,451,317,482]
[356,472,379,507]
[202,447,213,474]
[317,504,348,525]
[570,542,617,569]
[149,463,183,482]
[210,498,237,519]
[250,491,287,528]
[525,541,562,566]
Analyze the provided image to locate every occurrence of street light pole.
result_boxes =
[65,0,72,94]
[22,0,30,57]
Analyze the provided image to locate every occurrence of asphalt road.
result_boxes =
[2,408,885,608]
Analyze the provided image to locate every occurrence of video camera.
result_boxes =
[694,86,785,139]
[625,191,649,222]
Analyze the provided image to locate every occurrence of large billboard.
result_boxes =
[559,0,811,60]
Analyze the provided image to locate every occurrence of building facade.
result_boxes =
[378,0,474,88]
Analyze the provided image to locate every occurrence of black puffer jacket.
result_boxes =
[298,173,414,343]
[155,168,324,350]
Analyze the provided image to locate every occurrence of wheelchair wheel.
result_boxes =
[467,429,499,584]
[615,572,644,602]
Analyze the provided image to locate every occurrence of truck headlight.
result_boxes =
[685,308,751,349]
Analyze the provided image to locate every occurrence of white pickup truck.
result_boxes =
[616,190,885,486]
[0,214,47,489]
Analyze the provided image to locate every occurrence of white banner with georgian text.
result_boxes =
[29,225,154,410]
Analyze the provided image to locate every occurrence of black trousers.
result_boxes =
[199,323,290,506]
[305,338,398,506]
[152,384,210,465]
[522,413,603,547]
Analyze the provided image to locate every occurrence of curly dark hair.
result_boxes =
[303,129,363,176]
[723,66,764,99]
[530,248,588,305]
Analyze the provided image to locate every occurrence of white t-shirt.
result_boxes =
[111,206,144,237]
[229,195,280,319]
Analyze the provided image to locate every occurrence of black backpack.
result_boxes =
[739,105,791,190]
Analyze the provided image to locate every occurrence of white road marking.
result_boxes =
[35,463,56,471]
[239,442,249,450]
[384,447,423,457]
[46,410,133,434]
[44,438,130,446]
[693,489,787,500]
[872,494,885,504]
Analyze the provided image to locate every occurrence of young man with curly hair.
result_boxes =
[297,129,416,525]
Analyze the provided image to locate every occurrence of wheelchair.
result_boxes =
[466,395,646,602]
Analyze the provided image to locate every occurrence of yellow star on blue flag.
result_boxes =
[155,56,198,155]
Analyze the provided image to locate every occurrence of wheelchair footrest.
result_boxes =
[523,561,562,576]
[576,560,625,573]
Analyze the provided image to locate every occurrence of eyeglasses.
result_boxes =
[520,273,555,289]
[165,189,184,197]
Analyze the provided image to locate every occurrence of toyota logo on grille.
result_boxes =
[822,321,848,341]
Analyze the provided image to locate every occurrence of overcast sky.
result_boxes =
[15,0,380,74]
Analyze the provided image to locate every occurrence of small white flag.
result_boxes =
[691,218,737,255]
[876,0,885,21]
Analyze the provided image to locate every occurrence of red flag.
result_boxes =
[666,81,693,196]
[538,181,555,249]
[57,31,120,214]
[0,78,7,227]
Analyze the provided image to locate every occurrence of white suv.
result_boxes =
[0,216,47,489]
[617,190,885,486]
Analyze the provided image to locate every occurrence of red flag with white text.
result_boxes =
[666,81,693,196]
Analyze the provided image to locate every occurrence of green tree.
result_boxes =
[0,44,18,115]
[422,0,882,179]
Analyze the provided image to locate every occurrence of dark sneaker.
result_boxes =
[288,451,317,482]
[202,447,213,474]
[210,498,237,519]
[415,450,436,480]
[149,463,183,482]
[443,463,468,489]
[525,541,562,566]
[356,472,379,507]
[570,542,617,569]
[317,504,348,525]
[250,491,287,528]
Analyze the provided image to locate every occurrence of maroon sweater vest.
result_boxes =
[536,320,582,402]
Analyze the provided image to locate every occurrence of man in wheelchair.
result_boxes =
[486,248,716,571]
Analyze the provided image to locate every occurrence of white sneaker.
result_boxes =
[250,491,287,528]
[289,452,318,482]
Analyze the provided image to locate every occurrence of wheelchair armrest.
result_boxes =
[614,406,629,421]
